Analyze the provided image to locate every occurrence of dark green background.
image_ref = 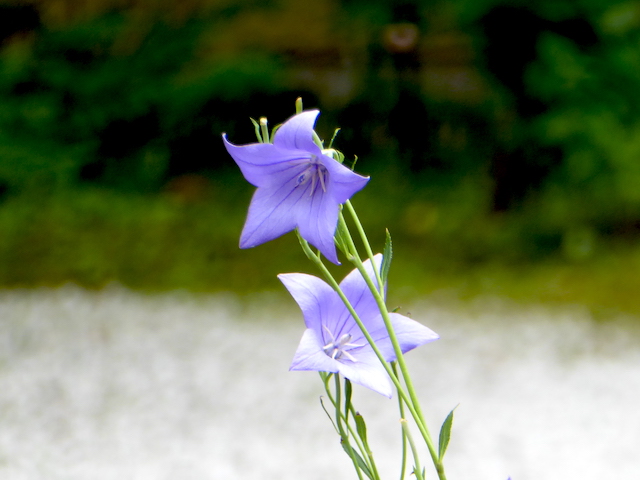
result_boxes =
[1,0,639,313]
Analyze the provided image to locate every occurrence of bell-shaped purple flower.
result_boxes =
[278,255,439,397]
[223,110,369,264]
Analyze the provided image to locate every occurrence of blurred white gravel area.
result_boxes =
[0,285,639,480]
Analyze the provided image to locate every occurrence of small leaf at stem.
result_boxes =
[341,439,374,480]
[438,405,458,460]
[344,379,353,422]
[381,229,393,284]
[354,412,368,443]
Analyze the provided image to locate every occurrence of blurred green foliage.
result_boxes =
[0,0,639,313]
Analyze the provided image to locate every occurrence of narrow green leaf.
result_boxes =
[341,439,374,480]
[381,229,393,284]
[354,412,368,443]
[438,405,458,460]
[344,379,353,422]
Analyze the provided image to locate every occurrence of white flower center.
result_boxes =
[296,157,328,195]
[322,326,363,362]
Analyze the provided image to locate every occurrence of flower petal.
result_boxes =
[273,110,323,154]
[295,188,341,264]
[338,254,385,330]
[370,312,440,362]
[222,135,310,189]
[336,350,393,398]
[290,328,340,373]
[322,154,370,204]
[277,273,335,331]
[239,185,302,248]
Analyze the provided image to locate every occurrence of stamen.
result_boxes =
[310,169,317,194]
[321,326,364,362]
[294,160,328,196]
[318,167,327,192]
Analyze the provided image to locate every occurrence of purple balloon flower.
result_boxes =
[278,255,439,397]
[223,110,369,264]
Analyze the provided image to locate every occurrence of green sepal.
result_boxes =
[341,439,374,480]
[381,229,393,284]
[250,117,263,143]
[270,123,282,142]
[312,130,324,149]
[354,412,368,443]
[328,128,341,149]
[438,405,458,460]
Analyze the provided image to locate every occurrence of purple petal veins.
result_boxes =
[223,110,369,264]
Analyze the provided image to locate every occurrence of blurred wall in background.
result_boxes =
[1,0,640,301]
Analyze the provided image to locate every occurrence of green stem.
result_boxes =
[400,419,425,480]
[333,375,366,480]
[344,200,382,292]
[392,362,408,480]
[340,205,447,480]
[321,374,373,478]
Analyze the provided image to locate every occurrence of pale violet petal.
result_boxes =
[290,328,340,373]
[222,135,310,188]
[391,312,439,354]
[273,110,323,154]
[370,312,440,362]
[295,187,340,264]
[239,185,303,248]
[322,155,370,204]
[336,350,393,398]
[277,273,335,332]
[337,255,385,328]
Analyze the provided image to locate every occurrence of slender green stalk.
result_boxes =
[334,375,366,480]
[346,404,381,480]
[322,374,377,480]
[341,204,447,479]
[400,419,425,480]
[392,362,409,480]
[344,200,383,293]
